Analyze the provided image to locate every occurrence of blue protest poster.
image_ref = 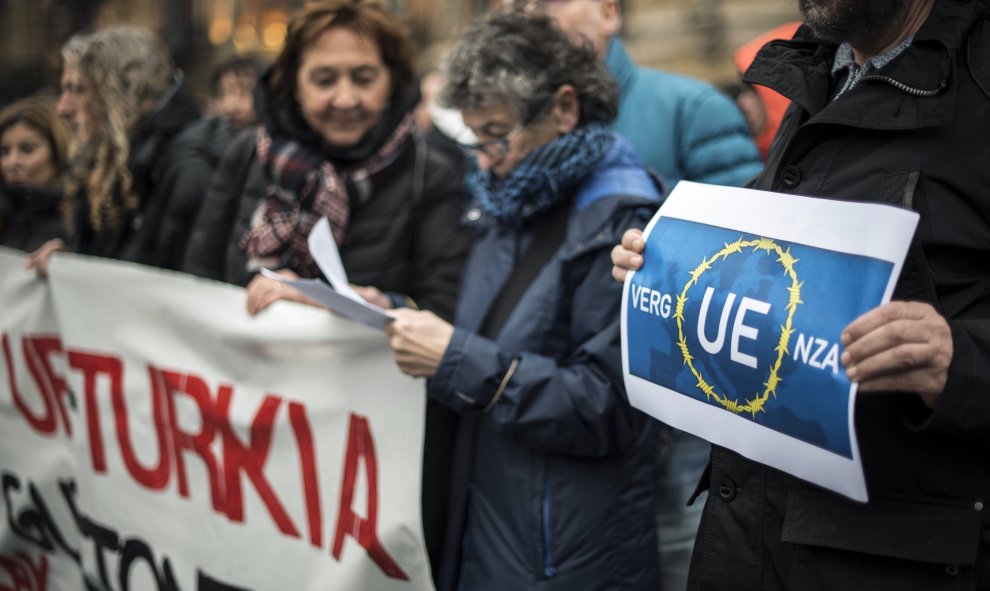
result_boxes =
[622,182,919,501]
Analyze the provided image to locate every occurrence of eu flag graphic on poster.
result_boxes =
[626,217,892,459]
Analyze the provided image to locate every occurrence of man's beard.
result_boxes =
[798,0,910,50]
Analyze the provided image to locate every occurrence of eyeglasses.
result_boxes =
[457,99,552,161]
[457,122,527,161]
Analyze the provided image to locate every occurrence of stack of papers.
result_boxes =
[263,218,394,330]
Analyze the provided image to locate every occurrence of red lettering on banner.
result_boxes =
[3,332,53,435]
[158,369,224,512]
[289,401,323,548]
[0,552,47,591]
[24,336,71,437]
[67,350,123,472]
[215,387,300,538]
[332,413,408,580]
[8,332,412,575]
[3,333,65,437]
[109,367,172,490]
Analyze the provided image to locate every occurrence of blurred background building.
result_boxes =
[0,0,798,107]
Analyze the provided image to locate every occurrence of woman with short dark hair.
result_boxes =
[183,0,470,319]
[384,9,662,590]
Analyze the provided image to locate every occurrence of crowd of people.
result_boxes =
[1,0,988,589]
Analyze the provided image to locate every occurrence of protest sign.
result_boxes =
[622,182,918,501]
[0,249,432,590]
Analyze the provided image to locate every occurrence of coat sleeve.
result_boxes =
[902,318,990,444]
[404,140,472,321]
[679,87,764,188]
[428,213,650,458]
[181,131,256,281]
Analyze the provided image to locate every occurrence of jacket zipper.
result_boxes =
[857,74,947,97]
[542,469,557,578]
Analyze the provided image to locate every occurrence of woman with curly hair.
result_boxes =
[383,8,662,590]
[0,95,70,251]
[28,26,213,274]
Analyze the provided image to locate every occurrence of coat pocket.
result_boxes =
[782,487,983,590]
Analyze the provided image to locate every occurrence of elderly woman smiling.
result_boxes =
[384,9,663,591]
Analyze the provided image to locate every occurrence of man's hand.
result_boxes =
[610,228,645,282]
[384,308,454,378]
[841,301,952,408]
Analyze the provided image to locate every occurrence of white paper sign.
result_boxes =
[622,182,919,502]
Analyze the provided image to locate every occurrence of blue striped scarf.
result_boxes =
[470,123,614,226]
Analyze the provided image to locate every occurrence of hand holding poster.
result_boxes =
[622,182,919,501]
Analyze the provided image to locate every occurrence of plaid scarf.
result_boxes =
[241,112,417,277]
[470,123,614,227]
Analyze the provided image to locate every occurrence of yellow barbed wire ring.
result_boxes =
[673,236,802,417]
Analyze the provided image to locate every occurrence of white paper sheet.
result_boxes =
[308,217,363,301]
[261,268,393,331]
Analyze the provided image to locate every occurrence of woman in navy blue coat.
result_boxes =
[385,9,662,591]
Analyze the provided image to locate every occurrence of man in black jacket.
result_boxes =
[612,0,990,587]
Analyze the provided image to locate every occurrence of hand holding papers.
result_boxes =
[263,218,394,330]
[621,182,919,501]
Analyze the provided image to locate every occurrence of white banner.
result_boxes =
[622,182,918,502]
[0,248,433,591]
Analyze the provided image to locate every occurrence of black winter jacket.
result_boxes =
[182,77,472,586]
[0,184,64,252]
[689,2,990,589]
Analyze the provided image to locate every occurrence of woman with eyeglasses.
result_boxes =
[384,9,662,591]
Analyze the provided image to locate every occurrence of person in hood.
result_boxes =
[28,26,208,273]
[181,2,471,581]
[182,0,470,317]
[0,96,70,252]
[383,9,661,590]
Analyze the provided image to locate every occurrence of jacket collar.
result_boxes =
[0,183,62,215]
[744,0,984,129]
[605,37,637,98]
